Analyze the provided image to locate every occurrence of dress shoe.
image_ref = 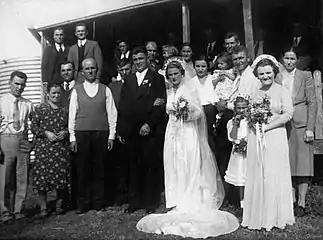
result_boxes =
[294,205,306,217]
[145,208,155,214]
[124,206,138,214]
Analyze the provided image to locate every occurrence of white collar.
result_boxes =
[136,68,148,77]
[64,80,75,89]
[54,43,65,51]
[121,51,130,59]
[78,39,87,47]
[289,68,297,77]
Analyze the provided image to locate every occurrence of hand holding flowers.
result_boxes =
[168,96,190,121]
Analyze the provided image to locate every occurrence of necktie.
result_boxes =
[65,82,70,91]
[294,37,299,47]
[13,98,20,130]
[59,44,63,53]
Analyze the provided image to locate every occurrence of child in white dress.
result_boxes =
[224,96,249,208]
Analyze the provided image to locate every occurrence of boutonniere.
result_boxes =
[142,79,152,87]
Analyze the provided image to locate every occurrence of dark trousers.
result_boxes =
[203,104,217,155]
[75,131,108,211]
[69,152,78,209]
[104,140,128,205]
[125,134,163,209]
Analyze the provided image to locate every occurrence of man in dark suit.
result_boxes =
[68,23,103,82]
[145,41,162,72]
[60,61,76,108]
[41,27,69,84]
[117,47,166,214]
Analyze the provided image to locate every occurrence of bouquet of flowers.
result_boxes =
[232,138,247,154]
[246,95,272,126]
[168,96,190,121]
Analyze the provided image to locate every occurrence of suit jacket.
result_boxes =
[117,69,166,138]
[68,40,103,80]
[286,69,317,130]
[41,45,69,83]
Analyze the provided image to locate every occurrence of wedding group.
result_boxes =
[0,21,317,239]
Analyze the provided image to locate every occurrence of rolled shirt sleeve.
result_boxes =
[68,89,78,142]
[105,87,118,140]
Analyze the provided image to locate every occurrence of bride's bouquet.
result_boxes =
[246,95,272,126]
[232,138,247,154]
[168,96,190,121]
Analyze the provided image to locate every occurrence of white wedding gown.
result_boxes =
[136,81,239,238]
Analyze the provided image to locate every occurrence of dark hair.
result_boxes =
[60,61,75,69]
[10,71,27,82]
[75,22,87,31]
[214,52,233,69]
[132,46,147,56]
[53,27,64,34]
[193,54,209,69]
[282,46,299,59]
[165,61,185,79]
[117,39,129,46]
[253,58,280,78]
[180,43,193,52]
[117,58,132,68]
[234,96,249,106]
[224,32,240,42]
[47,82,62,93]
[231,45,249,56]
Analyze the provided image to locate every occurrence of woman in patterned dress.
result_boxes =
[31,83,69,216]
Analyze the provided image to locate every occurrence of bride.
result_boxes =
[136,60,239,238]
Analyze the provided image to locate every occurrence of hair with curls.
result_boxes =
[234,96,249,107]
[253,58,280,78]
[165,61,185,79]
[163,45,178,57]
[282,46,299,59]
[47,82,62,93]
[214,52,233,70]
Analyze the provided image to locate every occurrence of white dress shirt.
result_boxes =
[282,68,296,94]
[68,80,118,142]
[0,93,33,135]
[136,68,149,86]
[191,75,215,105]
[120,51,130,59]
[78,39,87,47]
[63,80,75,91]
[55,43,65,52]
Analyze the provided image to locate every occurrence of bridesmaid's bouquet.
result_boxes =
[232,138,247,154]
[168,96,190,121]
[246,95,272,126]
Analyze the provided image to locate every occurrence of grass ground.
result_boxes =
[1,194,323,240]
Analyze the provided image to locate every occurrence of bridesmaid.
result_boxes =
[242,57,295,230]
[281,47,317,217]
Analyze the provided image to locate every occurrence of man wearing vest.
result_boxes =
[68,58,117,214]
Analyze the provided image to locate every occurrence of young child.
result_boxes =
[224,96,249,209]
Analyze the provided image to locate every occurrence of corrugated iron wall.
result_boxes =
[0,57,43,162]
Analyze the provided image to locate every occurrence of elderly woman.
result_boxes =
[31,83,69,217]
[281,47,317,217]
[242,57,295,230]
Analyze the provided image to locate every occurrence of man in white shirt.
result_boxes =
[0,71,33,222]
[69,58,117,214]
[68,23,103,82]
[41,27,69,85]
